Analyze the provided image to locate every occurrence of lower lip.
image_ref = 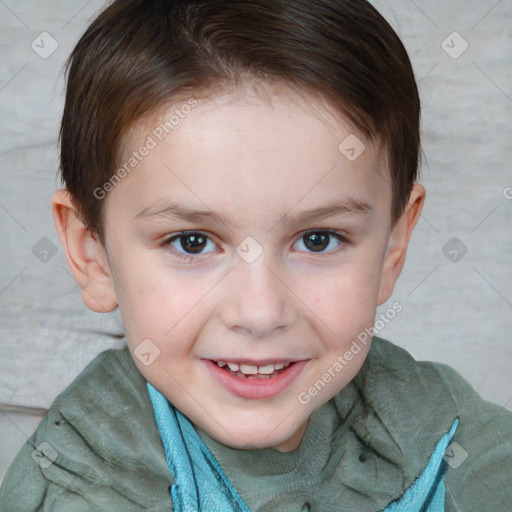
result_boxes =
[203,360,308,400]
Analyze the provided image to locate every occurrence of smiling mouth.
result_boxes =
[211,360,295,379]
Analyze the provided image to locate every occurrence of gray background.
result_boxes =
[0,0,511,484]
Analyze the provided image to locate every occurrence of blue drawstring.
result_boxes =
[383,418,459,511]
[148,380,458,512]
[147,382,251,512]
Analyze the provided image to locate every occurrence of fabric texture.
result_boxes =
[147,382,250,512]
[383,419,458,511]
[147,381,459,512]
[0,336,511,512]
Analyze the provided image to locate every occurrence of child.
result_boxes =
[1,0,511,510]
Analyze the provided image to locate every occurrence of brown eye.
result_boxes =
[294,230,346,254]
[303,232,330,252]
[166,231,216,259]
[179,233,207,254]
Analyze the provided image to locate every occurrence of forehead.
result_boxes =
[109,85,392,228]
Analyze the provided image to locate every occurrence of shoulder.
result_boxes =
[0,346,172,512]
[360,337,512,510]
[366,336,512,423]
[362,336,509,412]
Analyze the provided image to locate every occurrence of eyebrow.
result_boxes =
[135,198,373,227]
[135,201,235,225]
[280,198,373,226]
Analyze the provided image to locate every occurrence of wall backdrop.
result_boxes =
[1,0,511,483]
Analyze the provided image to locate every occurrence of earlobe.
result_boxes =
[51,189,118,313]
[377,183,425,305]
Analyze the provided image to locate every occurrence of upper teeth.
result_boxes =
[217,361,289,375]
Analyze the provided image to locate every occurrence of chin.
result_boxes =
[204,415,308,452]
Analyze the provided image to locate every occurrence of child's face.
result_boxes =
[95,86,415,452]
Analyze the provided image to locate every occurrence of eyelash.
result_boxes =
[163,229,350,261]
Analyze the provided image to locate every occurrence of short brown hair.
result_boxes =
[59,0,421,242]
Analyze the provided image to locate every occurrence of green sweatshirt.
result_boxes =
[1,337,511,511]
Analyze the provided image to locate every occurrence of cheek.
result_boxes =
[122,283,184,339]
[107,250,188,337]
[112,257,221,352]
[310,258,382,320]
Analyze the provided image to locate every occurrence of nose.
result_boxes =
[219,256,299,339]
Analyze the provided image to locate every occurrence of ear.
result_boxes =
[377,183,425,305]
[51,189,118,313]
